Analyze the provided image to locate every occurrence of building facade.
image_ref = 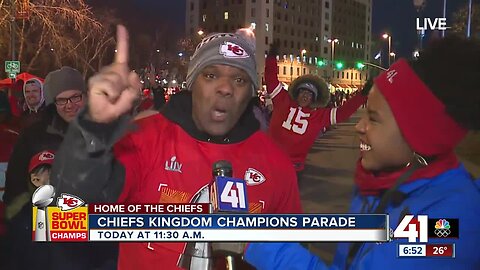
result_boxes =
[186,0,372,91]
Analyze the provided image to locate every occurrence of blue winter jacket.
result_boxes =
[245,165,480,270]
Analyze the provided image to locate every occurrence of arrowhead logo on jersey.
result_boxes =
[244,168,266,186]
[219,42,249,58]
[56,193,85,211]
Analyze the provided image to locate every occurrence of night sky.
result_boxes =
[372,0,466,61]
[89,0,186,40]
[90,0,469,60]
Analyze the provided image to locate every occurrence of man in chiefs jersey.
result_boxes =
[265,43,369,175]
[51,26,301,270]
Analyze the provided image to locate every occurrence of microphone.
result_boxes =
[210,161,248,214]
[210,161,252,270]
[213,160,233,177]
[178,161,253,270]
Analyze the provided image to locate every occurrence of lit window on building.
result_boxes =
[202,14,207,22]
[224,12,229,20]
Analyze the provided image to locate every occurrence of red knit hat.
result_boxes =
[29,150,55,173]
[373,59,468,156]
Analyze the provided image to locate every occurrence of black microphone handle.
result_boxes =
[212,160,239,270]
[212,160,233,178]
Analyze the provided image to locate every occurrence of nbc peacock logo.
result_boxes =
[434,219,451,238]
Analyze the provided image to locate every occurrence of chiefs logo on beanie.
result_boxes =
[186,30,258,95]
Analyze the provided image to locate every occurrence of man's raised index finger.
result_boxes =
[115,25,129,64]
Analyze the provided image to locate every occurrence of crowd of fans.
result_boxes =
[0,25,479,270]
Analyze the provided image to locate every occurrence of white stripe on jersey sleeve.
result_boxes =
[270,82,284,99]
[330,108,338,125]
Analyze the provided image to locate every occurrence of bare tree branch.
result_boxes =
[0,0,116,77]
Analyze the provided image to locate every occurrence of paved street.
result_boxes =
[300,111,361,215]
[298,109,361,263]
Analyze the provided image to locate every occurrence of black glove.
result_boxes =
[360,78,374,96]
[268,41,279,57]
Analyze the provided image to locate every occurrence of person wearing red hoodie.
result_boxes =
[0,90,20,265]
[51,26,301,270]
[265,43,369,175]
[0,90,19,199]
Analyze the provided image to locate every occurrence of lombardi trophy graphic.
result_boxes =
[177,184,213,270]
[32,184,55,241]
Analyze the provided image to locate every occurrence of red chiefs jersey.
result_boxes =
[265,56,366,171]
[0,123,19,236]
[112,113,302,270]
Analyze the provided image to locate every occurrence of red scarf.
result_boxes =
[354,152,459,196]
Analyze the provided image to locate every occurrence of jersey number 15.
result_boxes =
[282,107,310,135]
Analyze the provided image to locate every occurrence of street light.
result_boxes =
[301,49,307,60]
[413,50,420,59]
[361,62,387,71]
[301,49,307,75]
[382,33,392,67]
[327,38,339,79]
[389,52,396,62]
[197,30,204,36]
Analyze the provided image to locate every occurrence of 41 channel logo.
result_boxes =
[32,185,89,242]
[393,215,459,243]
